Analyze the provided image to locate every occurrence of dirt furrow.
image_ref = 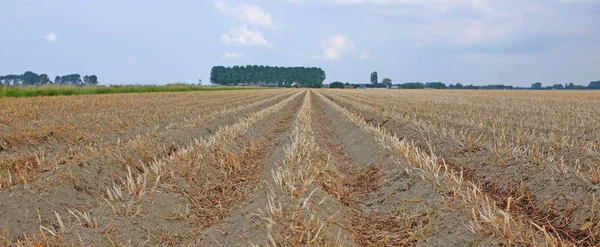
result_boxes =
[0,90,304,246]
[316,90,580,246]
[311,91,494,246]
[320,90,596,244]
[0,90,296,189]
[197,90,306,246]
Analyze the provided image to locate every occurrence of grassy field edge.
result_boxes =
[0,84,272,98]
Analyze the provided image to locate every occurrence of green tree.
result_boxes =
[425,82,447,89]
[210,66,325,88]
[370,71,378,84]
[402,82,425,89]
[382,78,392,88]
[22,71,40,85]
[39,74,50,85]
[588,81,600,89]
[330,81,344,88]
[531,82,542,89]
[89,75,98,85]
[59,74,82,85]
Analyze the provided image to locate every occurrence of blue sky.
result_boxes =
[1,0,599,86]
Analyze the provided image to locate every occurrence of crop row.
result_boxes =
[1,90,303,245]
[317,89,583,246]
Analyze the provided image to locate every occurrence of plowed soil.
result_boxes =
[1,88,598,246]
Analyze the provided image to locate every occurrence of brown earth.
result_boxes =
[310,91,497,246]
[319,89,600,246]
[3,88,594,246]
[0,90,302,245]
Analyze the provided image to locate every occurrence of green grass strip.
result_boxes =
[0,85,270,98]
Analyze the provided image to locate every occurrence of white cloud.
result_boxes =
[45,32,57,42]
[560,0,599,3]
[452,19,507,45]
[127,55,138,65]
[415,18,507,45]
[358,50,371,59]
[214,1,276,29]
[314,34,355,61]
[330,0,363,3]
[221,26,272,46]
[459,52,512,63]
[325,0,499,14]
[222,51,245,59]
[328,0,470,7]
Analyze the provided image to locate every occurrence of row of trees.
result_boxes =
[0,71,98,86]
[434,82,598,90]
[448,83,510,89]
[210,65,325,88]
[446,81,600,90]
[364,71,599,90]
[330,82,359,88]
[531,82,592,90]
[339,80,600,90]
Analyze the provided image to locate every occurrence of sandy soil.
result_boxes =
[3,88,593,246]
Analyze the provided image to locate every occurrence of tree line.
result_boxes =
[329,80,600,90]
[0,71,98,86]
[400,81,600,90]
[210,65,325,88]
[530,82,597,90]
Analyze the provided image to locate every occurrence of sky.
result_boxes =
[1,0,599,87]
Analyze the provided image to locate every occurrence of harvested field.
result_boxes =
[1,88,599,246]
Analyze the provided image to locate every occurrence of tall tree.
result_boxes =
[425,82,447,89]
[330,81,345,88]
[39,74,50,85]
[531,82,542,89]
[382,78,392,88]
[89,75,98,85]
[588,81,600,89]
[59,74,82,85]
[370,71,378,84]
[22,71,40,85]
[55,76,61,84]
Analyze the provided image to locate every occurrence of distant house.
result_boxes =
[344,85,354,89]
[359,84,366,89]
[366,83,388,89]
